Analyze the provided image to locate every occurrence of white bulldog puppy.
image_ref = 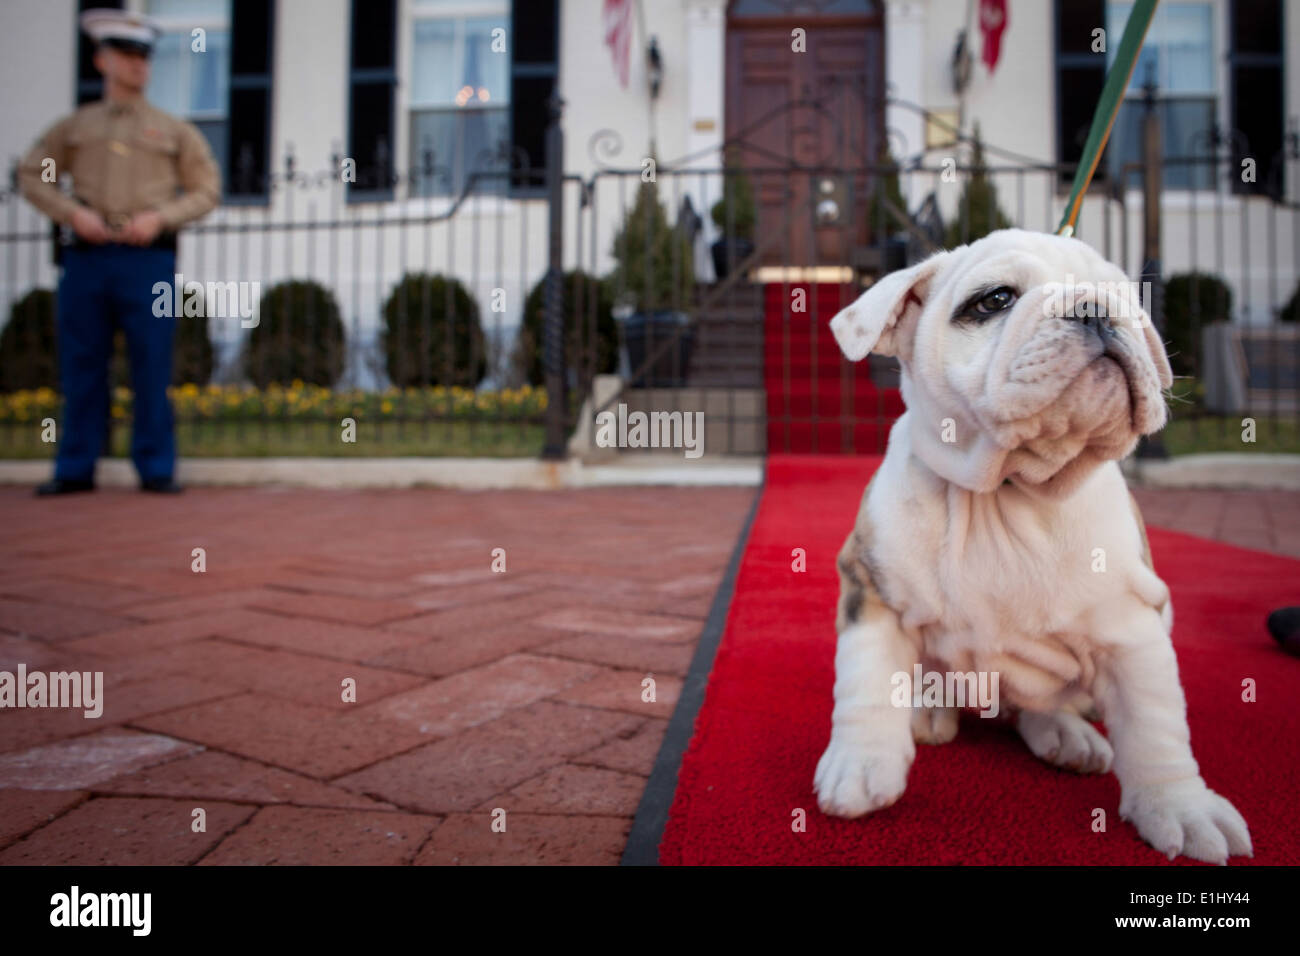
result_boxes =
[814,228,1251,864]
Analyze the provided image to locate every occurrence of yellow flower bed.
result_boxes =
[0,382,547,423]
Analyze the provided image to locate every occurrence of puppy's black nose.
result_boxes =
[1066,301,1113,337]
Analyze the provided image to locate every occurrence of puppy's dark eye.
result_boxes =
[955,286,1019,323]
[973,287,1017,314]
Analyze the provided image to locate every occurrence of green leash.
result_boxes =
[1056,0,1159,237]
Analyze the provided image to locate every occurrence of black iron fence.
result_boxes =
[572,125,1300,457]
[1,109,1297,460]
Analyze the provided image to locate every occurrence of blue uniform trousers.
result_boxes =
[55,244,177,482]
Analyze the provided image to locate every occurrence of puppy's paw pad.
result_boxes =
[1017,710,1113,774]
[911,706,959,745]
[813,740,911,818]
[1121,782,1253,864]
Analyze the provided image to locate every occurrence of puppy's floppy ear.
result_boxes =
[829,251,948,361]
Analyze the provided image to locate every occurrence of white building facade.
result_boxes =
[0,0,1296,385]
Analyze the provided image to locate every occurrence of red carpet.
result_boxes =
[660,456,1300,865]
[764,284,905,455]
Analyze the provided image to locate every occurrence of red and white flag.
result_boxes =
[979,0,1008,73]
[604,0,634,88]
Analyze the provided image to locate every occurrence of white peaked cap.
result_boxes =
[80,8,162,47]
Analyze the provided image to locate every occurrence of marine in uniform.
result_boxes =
[19,8,220,494]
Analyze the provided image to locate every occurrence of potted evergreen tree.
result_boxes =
[710,153,757,280]
[607,176,696,386]
[868,143,910,273]
[944,126,1012,248]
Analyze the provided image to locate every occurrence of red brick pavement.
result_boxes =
[0,485,751,865]
[0,482,1296,865]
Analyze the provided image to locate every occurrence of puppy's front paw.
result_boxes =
[814,738,911,817]
[1017,709,1113,774]
[1121,780,1253,864]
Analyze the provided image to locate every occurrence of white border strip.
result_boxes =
[0,456,765,490]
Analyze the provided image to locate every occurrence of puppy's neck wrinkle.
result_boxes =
[940,468,1047,565]
[898,442,1052,565]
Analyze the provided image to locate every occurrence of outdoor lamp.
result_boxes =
[647,36,663,100]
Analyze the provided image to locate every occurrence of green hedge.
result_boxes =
[382,273,487,388]
[244,280,346,387]
[1,287,213,390]
[514,270,617,387]
[1163,272,1232,379]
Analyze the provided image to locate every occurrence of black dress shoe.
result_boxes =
[140,477,183,494]
[1267,607,1300,657]
[35,478,95,496]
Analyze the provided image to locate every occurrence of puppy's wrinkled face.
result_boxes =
[830,229,1173,496]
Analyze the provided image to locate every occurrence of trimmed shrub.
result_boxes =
[513,270,617,387]
[1163,272,1233,378]
[1,288,214,391]
[382,273,486,387]
[244,280,347,387]
[172,313,215,386]
[0,289,58,391]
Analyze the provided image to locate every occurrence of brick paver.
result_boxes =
[0,484,752,864]
[0,481,1294,865]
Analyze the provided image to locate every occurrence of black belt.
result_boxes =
[64,231,178,253]
[57,200,179,256]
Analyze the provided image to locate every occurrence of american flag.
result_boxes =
[603,0,634,88]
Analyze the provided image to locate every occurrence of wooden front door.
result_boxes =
[724,3,885,268]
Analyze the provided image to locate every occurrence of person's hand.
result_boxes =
[70,207,110,244]
[121,210,165,246]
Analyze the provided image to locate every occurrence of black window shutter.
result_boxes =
[510,0,560,194]
[1229,0,1285,197]
[348,0,397,199]
[1053,0,1107,186]
[228,0,276,198]
[76,0,124,105]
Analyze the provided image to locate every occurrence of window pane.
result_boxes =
[147,0,229,17]
[190,29,229,115]
[464,17,508,103]
[409,107,508,197]
[194,118,228,178]
[1161,4,1213,94]
[1109,1,1213,95]
[412,17,510,109]
[1107,97,1215,189]
[147,33,187,115]
[411,19,458,107]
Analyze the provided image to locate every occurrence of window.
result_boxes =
[509,0,559,194]
[409,1,510,198]
[225,0,275,199]
[1228,0,1285,197]
[1104,1,1215,190]
[1054,0,1108,186]
[145,0,233,185]
[347,0,397,198]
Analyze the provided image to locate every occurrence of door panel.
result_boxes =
[725,18,884,267]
